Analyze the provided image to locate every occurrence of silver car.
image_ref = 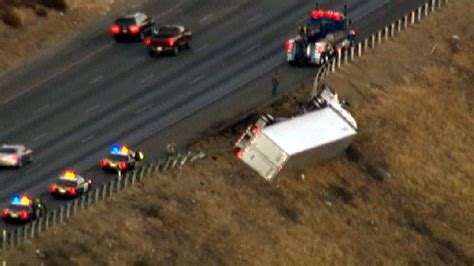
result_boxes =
[0,144,33,168]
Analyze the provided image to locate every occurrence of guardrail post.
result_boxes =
[38,217,43,233]
[404,15,408,29]
[384,26,389,40]
[102,183,107,200]
[23,225,29,241]
[45,212,50,229]
[14,229,19,247]
[30,221,36,239]
[52,209,57,227]
[59,206,64,223]
[2,230,6,250]
[431,0,435,12]
[377,30,382,44]
[358,42,363,56]
[369,35,374,48]
[139,167,146,181]
[109,180,115,197]
[410,10,416,24]
[66,202,71,218]
[163,157,171,171]
[14,228,20,246]
[349,46,355,61]
[94,188,100,203]
[80,194,86,209]
[131,171,137,185]
[330,58,336,72]
[390,23,395,37]
[336,50,341,68]
[438,0,442,8]
[417,6,422,21]
[172,154,180,168]
[72,199,78,215]
[424,3,429,16]
[116,174,122,192]
[397,19,402,32]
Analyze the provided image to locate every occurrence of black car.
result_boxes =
[109,12,155,42]
[144,25,192,56]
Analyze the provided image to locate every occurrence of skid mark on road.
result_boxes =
[134,104,154,114]
[242,43,261,56]
[88,75,104,85]
[188,76,203,85]
[86,104,100,113]
[36,104,50,113]
[247,13,263,24]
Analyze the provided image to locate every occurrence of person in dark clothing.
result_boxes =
[271,72,279,97]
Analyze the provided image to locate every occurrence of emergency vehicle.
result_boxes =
[2,194,46,223]
[99,144,144,172]
[286,7,356,66]
[49,170,92,198]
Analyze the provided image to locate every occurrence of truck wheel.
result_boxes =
[172,46,179,56]
[149,50,155,57]
[185,41,191,49]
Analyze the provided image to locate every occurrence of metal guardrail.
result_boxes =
[312,0,449,94]
[0,151,207,253]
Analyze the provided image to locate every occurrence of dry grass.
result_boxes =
[0,0,124,73]
[1,0,474,265]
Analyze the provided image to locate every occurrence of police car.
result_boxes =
[2,194,46,223]
[49,170,92,198]
[99,144,144,172]
[0,144,33,168]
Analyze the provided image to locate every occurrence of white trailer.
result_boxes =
[234,87,357,181]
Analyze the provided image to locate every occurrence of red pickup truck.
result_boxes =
[143,25,192,56]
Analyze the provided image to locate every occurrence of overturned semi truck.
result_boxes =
[234,86,358,181]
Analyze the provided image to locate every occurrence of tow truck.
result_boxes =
[99,144,144,172]
[2,194,46,223]
[286,6,356,66]
[49,170,92,198]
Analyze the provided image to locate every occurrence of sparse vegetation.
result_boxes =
[0,0,68,27]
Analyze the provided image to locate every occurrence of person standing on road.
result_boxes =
[272,72,280,97]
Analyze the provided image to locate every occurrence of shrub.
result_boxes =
[35,7,48,17]
[38,0,67,11]
[1,8,23,28]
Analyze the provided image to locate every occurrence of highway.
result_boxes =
[0,0,427,230]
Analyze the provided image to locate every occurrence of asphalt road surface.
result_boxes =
[0,0,428,230]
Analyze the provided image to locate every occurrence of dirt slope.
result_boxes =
[1,0,474,265]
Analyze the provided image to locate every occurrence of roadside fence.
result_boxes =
[0,151,207,252]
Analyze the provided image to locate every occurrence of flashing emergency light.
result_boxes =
[61,170,77,180]
[111,144,129,155]
[11,194,31,206]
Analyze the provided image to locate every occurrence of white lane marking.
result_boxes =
[81,135,94,143]
[195,44,209,53]
[2,42,113,105]
[199,13,214,24]
[188,76,203,85]
[242,43,261,56]
[247,13,263,24]
[26,165,40,173]
[141,74,153,84]
[86,104,100,113]
[33,133,46,142]
[134,103,154,114]
[36,104,50,113]
[88,75,104,85]
[154,1,186,19]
